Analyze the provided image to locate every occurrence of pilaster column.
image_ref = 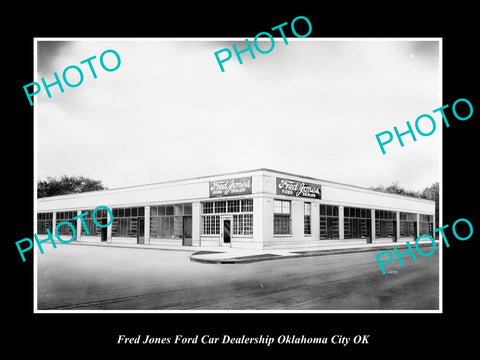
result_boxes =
[144,206,150,244]
[339,206,344,240]
[371,209,376,241]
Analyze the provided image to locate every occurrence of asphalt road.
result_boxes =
[36,243,439,310]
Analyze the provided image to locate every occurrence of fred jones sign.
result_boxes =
[276,178,322,199]
[209,177,252,198]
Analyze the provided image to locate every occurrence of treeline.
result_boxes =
[370,181,439,226]
[369,181,438,201]
[37,175,108,198]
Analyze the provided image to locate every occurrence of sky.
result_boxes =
[35,38,441,192]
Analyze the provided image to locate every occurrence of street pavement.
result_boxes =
[36,241,439,311]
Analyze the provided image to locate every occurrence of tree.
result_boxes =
[37,175,108,198]
[385,181,406,196]
[420,182,439,202]
[371,181,424,198]
[370,181,439,228]
[420,182,440,228]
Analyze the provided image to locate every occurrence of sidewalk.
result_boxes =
[190,239,439,264]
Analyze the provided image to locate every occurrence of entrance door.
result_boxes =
[392,220,397,242]
[137,217,145,244]
[183,216,192,246]
[101,218,107,242]
[222,219,231,246]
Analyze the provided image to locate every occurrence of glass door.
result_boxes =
[222,219,231,246]
[183,216,192,246]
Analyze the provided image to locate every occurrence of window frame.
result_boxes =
[304,202,311,235]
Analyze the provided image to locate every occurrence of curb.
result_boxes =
[189,241,438,264]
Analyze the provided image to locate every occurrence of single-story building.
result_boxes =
[36,168,436,250]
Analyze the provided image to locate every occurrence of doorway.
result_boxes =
[183,216,192,246]
[101,218,107,242]
[222,218,231,246]
[137,217,145,244]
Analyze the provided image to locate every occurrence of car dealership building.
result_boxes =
[36,168,436,250]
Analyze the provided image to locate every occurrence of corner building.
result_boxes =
[37,169,436,250]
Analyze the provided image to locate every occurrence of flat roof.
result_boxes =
[37,168,435,204]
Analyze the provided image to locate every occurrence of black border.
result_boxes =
[6,5,478,356]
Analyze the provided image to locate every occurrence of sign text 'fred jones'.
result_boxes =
[209,177,252,198]
[276,178,322,199]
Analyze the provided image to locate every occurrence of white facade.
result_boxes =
[36,169,436,250]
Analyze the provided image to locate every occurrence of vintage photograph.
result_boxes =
[34,38,441,311]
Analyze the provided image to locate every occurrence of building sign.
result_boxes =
[276,177,322,199]
[209,177,252,198]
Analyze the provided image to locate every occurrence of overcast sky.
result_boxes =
[35,38,441,192]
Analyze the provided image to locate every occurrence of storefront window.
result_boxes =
[202,199,253,236]
[183,203,192,215]
[37,212,53,235]
[274,200,291,235]
[165,205,174,216]
[174,204,183,216]
[375,210,396,238]
[241,199,253,212]
[203,215,220,235]
[80,208,108,236]
[55,211,77,236]
[111,206,144,237]
[400,212,417,237]
[320,204,339,239]
[215,201,226,213]
[203,202,214,214]
[228,200,240,213]
[233,214,253,235]
[344,206,371,239]
[419,214,434,236]
[150,204,191,239]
